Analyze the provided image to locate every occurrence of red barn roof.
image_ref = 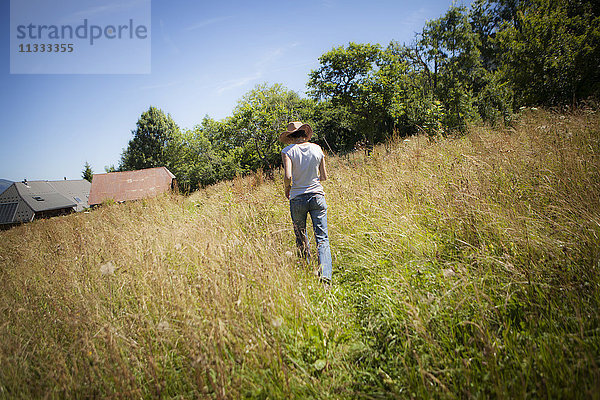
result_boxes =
[88,167,176,206]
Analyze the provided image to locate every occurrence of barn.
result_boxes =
[88,167,177,206]
[0,179,91,226]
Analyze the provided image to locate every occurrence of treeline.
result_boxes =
[107,0,598,191]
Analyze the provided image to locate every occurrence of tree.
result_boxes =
[371,43,445,137]
[171,118,241,191]
[82,162,93,182]
[418,6,485,131]
[495,0,600,106]
[469,0,501,71]
[119,106,181,171]
[373,41,445,136]
[308,43,386,143]
[310,100,356,153]
[308,42,382,110]
[228,83,311,171]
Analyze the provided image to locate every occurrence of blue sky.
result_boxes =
[1,0,468,182]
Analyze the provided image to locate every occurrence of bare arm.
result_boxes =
[282,153,292,199]
[319,155,328,181]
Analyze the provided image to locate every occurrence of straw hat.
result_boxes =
[279,121,313,144]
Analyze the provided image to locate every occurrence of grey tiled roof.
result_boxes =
[46,179,91,211]
[14,181,76,212]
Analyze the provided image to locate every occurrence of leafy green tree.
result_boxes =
[495,0,600,106]
[473,69,513,124]
[371,42,445,136]
[172,119,241,191]
[119,106,181,172]
[377,42,444,135]
[106,0,597,193]
[81,162,93,182]
[308,43,382,110]
[469,0,501,71]
[228,83,311,171]
[310,101,356,153]
[308,43,386,143]
[418,6,485,131]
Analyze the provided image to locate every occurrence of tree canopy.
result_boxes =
[81,162,93,182]
[114,0,599,192]
[119,106,181,172]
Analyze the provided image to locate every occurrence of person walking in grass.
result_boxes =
[280,121,332,284]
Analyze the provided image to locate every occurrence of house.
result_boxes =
[0,179,91,226]
[46,179,92,212]
[88,167,177,206]
[0,179,12,195]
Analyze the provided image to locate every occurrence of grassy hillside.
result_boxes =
[1,109,599,399]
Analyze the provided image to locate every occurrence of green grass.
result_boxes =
[1,108,599,399]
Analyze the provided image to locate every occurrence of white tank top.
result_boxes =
[282,143,325,200]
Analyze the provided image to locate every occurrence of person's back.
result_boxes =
[281,142,324,200]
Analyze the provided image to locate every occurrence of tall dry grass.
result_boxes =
[0,108,599,398]
[0,179,319,398]
[325,108,600,398]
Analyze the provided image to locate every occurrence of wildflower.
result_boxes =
[271,317,283,328]
[157,321,170,332]
[442,268,455,278]
[100,261,115,276]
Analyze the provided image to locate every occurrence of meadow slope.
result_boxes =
[1,109,599,399]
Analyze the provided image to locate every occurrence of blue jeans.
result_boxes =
[289,193,332,281]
